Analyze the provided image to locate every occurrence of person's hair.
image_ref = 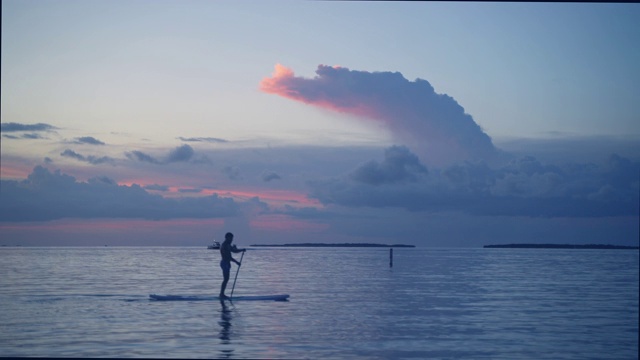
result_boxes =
[225,232,233,240]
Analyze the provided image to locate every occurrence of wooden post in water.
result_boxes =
[389,248,393,268]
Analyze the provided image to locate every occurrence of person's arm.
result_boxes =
[231,245,246,253]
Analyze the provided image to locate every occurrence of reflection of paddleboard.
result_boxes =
[149,294,289,301]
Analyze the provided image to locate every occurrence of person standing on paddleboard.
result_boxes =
[219,232,245,299]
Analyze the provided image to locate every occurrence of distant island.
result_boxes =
[484,244,638,250]
[251,243,415,248]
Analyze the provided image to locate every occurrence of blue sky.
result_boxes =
[1,1,639,246]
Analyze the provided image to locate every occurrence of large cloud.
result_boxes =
[0,166,239,222]
[309,146,639,218]
[260,64,498,164]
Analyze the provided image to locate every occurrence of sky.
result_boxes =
[1,1,639,247]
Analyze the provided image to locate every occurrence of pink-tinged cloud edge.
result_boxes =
[202,188,322,208]
[259,63,296,95]
[259,64,376,119]
[115,177,322,208]
[0,163,36,180]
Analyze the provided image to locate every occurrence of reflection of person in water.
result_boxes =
[218,300,232,342]
[217,300,234,359]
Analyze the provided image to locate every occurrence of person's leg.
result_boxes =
[220,261,230,297]
[220,273,229,297]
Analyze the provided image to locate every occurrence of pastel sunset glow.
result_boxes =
[1,1,638,247]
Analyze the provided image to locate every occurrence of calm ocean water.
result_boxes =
[0,246,637,359]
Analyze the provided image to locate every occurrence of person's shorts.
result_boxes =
[220,260,231,275]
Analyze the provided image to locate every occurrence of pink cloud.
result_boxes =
[260,64,499,164]
[202,188,322,208]
[260,64,375,118]
[1,164,31,180]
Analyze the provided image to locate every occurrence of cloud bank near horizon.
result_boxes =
[0,166,239,222]
[2,120,638,223]
[260,64,498,164]
[309,146,639,218]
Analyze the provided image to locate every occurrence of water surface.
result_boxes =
[1,247,637,359]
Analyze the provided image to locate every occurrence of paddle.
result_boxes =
[229,250,245,299]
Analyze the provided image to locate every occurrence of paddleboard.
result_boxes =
[149,294,289,301]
